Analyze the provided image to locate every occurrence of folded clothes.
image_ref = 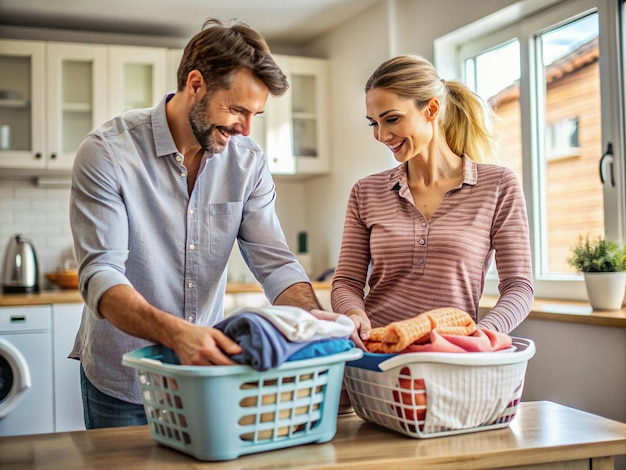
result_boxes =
[404,328,512,353]
[215,311,354,371]
[228,305,354,342]
[365,307,477,353]
[215,313,307,370]
[287,339,354,361]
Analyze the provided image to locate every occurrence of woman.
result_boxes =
[331,55,533,348]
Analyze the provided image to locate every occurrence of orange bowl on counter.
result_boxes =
[46,270,79,290]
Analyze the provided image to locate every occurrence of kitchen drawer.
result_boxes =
[0,305,51,331]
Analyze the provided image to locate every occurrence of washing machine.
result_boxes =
[0,305,54,436]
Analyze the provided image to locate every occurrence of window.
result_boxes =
[435,0,625,301]
[546,117,579,160]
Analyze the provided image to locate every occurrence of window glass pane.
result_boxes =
[465,40,523,181]
[539,13,602,274]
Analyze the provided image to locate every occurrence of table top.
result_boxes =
[2,401,626,469]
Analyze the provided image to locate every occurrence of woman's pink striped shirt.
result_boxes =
[331,155,533,333]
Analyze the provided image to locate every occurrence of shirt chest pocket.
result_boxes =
[208,202,243,256]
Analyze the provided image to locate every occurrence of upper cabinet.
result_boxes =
[0,40,328,176]
[0,39,167,172]
[47,43,108,170]
[166,48,183,94]
[0,40,108,170]
[257,55,330,176]
[107,46,167,119]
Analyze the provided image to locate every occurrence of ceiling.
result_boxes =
[0,0,380,45]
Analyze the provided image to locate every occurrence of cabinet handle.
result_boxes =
[51,153,57,160]
[35,152,42,159]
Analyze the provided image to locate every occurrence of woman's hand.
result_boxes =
[344,308,372,350]
[309,308,371,350]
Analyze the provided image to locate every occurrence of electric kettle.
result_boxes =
[2,234,40,294]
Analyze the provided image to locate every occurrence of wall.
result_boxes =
[302,1,397,278]
[0,179,306,289]
[0,0,521,281]
[0,181,75,288]
[303,0,520,275]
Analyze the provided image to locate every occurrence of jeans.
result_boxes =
[80,363,148,429]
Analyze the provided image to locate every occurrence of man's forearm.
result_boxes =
[98,284,186,348]
[273,282,323,311]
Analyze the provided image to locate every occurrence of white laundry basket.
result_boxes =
[343,337,535,438]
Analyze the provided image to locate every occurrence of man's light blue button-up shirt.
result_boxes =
[70,93,308,403]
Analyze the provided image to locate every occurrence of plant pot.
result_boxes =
[583,272,626,310]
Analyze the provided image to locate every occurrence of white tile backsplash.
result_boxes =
[0,180,74,289]
[0,178,312,290]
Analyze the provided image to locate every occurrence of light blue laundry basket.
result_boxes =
[123,344,362,461]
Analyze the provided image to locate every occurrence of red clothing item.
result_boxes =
[404,329,513,353]
[331,155,533,333]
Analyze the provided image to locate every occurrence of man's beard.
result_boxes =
[189,94,218,154]
[188,94,237,155]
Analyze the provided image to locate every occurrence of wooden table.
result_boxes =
[1,401,625,469]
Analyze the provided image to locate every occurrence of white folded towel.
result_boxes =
[228,305,354,342]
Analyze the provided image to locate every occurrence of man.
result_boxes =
[69,18,329,429]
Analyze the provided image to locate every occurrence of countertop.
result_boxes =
[0,282,332,307]
[1,283,625,328]
[2,401,625,469]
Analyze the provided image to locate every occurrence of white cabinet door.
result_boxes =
[108,46,167,119]
[46,43,108,170]
[52,303,85,432]
[0,40,110,171]
[166,48,184,94]
[265,55,330,176]
[0,40,46,169]
[285,56,330,175]
[263,89,295,174]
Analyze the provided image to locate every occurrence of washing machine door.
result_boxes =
[0,338,31,419]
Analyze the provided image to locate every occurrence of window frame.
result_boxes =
[434,0,626,301]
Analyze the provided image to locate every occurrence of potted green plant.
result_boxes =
[568,235,626,310]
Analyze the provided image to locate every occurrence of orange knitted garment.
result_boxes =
[364,307,477,353]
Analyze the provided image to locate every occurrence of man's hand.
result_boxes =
[171,323,243,365]
[98,285,243,365]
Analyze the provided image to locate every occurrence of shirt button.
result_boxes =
[421,222,427,227]
[181,172,186,178]
[189,244,195,250]
[418,258,425,265]
[419,239,426,245]
[176,156,183,162]
[189,209,195,215]
[188,282,193,288]
[188,315,195,322]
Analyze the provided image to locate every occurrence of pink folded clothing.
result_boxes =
[404,328,512,353]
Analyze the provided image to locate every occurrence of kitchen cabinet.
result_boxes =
[0,40,108,170]
[0,40,167,172]
[51,303,85,432]
[166,48,183,94]
[255,55,330,175]
[159,49,330,176]
[279,55,330,175]
[107,46,167,118]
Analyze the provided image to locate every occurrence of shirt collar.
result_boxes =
[388,154,478,191]
[152,93,179,158]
